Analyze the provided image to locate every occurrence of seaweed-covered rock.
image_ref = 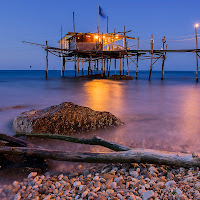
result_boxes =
[13,102,123,135]
[108,75,133,80]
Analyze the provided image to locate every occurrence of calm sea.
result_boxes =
[0,70,200,173]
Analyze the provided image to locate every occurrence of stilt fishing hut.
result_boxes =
[22,12,200,82]
[57,30,139,78]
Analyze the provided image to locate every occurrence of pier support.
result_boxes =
[161,54,165,80]
[104,59,106,75]
[115,59,116,75]
[74,56,77,77]
[120,58,121,75]
[136,53,139,79]
[81,58,84,75]
[101,55,103,76]
[88,60,91,75]
[149,35,154,81]
[108,59,111,77]
[195,26,199,82]
[77,57,79,75]
[46,41,48,79]
[127,56,129,76]
[123,57,124,75]
[97,59,99,71]
[61,57,65,77]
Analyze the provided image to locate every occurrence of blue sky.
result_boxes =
[0,0,200,70]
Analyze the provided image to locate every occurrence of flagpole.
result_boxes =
[98,5,99,34]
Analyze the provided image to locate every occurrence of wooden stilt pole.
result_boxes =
[107,16,109,33]
[61,57,65,77]
[149,34,154,81]
[136,53,139,79]
[104,59,106,75]
[97,59,99,71]
[46,41,48,79]
[126,56,129,76]
[90,55,93,75]
[74,55,77,77]
[108,58,111,77]
[101,55,103,77]
[107,58,108,71]
[77,56,79,75]
[94,59,96,71]
[88,60,91,75]
[161,44,167,80]
[115,59,116,75]
[161,55,165,80]
[120,57,121,75]
[81,58,84,75]
[73,12,75,33]
[123,56,124,75]
[195,25,199,82]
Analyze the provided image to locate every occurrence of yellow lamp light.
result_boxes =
[195,23,199,28]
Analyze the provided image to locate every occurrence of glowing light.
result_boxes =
[195,23,199,28]
[103,36,105,38]
[116,35,119,39]
[95,35,99,39]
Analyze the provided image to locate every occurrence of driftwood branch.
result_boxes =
[16,132,130,152]
[0,147,200,168]
[0,133,35,147]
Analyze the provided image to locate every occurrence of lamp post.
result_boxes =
[195,23,199,82]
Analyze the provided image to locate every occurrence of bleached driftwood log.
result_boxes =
[16,132,130,151]
[0,146,200,168]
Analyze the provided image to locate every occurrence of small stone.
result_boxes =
[92,187,100,193]
[75,195,81,199]
[110,182,117,189]
[149,167,158,175]
[143,190,154,200]
[130,171,139,178]
[73,181,81,187]
[106,189,115,195]
[129,194,136,200]
[79,184,86,192]
[165,180,176,188]
[14,193,21,200]
[157,182,165,188]
[13,181,19,187]
[93,176,99,181]
[117,193,124,200]
[28,172,37,179]
[99,178,106,183]
[176,188,182,195]
[97,196,107,200]
[138,189,146,195]
[82,190,89,198]
[69,172,78,177]
[58,174,63,180]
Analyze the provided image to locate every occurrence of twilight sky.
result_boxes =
[0,0,200,71]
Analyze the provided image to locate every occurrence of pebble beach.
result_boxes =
[1,163,200,200]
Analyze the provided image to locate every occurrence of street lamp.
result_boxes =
[195,23,199,82]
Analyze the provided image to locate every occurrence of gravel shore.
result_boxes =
[1,163,200,200]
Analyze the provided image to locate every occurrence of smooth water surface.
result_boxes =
[1,70,200,160]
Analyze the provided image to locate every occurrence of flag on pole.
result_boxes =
[99,6,106,19]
